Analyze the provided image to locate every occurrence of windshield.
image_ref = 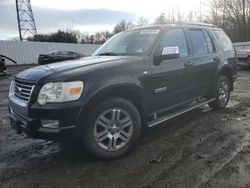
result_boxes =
[93,29,160,56]
[49,51,59,55]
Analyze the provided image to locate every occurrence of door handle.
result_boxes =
[213,56,221,62]
[184,61,193,67]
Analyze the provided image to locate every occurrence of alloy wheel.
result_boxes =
[94,108,134,151]
[218,80,229,105]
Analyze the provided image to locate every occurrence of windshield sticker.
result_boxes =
[136,49,144,53]
[140,30,160,35]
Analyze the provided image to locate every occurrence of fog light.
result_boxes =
[41,119,59,129]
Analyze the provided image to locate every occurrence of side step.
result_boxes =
[148,98,215,127]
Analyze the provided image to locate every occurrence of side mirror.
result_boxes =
[154,46,180,65]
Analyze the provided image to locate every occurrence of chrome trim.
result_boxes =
[14,86,31,93]
[148,98,215,127]
[14,79,35,103]
[15,92,29,100]
[15,82,33,88]
[9,95,28,107]
[155,87,167,93]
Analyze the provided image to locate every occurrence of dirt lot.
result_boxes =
[1,65,250,188]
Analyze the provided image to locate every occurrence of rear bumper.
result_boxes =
[238,59,250,66]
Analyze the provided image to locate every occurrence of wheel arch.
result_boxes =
[78,83,148,127]
[218,65,234,91]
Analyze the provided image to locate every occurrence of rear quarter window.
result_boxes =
[204,30,216,53]
[212,30,234,52]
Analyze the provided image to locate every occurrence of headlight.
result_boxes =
[9,81,15,98]
[37,81,83,105]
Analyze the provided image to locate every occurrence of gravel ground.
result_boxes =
[0,65,250,188]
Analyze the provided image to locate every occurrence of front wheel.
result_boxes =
[209,75,230,110]
[82,98,141,159]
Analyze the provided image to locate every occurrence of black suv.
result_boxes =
[9,23,237,159]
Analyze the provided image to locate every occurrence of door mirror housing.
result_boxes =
[154,46,180,65]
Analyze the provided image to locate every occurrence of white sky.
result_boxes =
[32,0,203,21]
[0,0,209,40]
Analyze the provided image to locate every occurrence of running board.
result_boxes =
[148,98,215,127]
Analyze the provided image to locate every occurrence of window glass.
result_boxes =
[213,30,234,51]
[67,51,75,55]
[204,31,215,53]
[160,29,189,58]
[93,29,160,56]
[189,29,208,55]
[57,51,68,55]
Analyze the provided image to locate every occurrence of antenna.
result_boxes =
[15,0,37,41]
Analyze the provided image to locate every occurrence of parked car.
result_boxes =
[0,56,6,74]
[38,51,85,65]
[0,55,17,76]
[236,49,250,67]
[9,23,237,159]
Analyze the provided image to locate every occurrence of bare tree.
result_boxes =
[113,19,134,34]
[137,17,149,27]
[154,13,168,24]
[207,0,250,42]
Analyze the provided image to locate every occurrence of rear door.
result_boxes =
[147,28,191,112]
[181,28,219,101]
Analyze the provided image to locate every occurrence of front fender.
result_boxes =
[84,79,144,103]
[76,81,147,124]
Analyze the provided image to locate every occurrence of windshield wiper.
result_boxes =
[96,52,120,56]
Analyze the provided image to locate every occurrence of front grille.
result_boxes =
[14,79,35,101]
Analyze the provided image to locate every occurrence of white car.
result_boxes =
[236,48,250,66]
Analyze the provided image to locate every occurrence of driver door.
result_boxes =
[147,28,191,113]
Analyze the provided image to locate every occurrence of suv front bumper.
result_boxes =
[8,100,86,141]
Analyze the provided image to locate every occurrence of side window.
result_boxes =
[160,29,189,58]
[204,30,215,53]
[67,51,75,55]
[57,51,68,55]
[189,29,208,55]
[213,30,234,51]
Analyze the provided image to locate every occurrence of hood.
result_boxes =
[16,56,131,82]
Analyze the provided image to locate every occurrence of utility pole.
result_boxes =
[15,0,37,41]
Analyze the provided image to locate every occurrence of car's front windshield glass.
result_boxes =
[93,29,160,56]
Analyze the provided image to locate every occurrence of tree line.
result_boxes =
[28,0,250,44]
[27,18,146,44]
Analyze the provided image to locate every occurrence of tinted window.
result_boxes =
[160,29,189,58]
[67,51,75,55]
[57,51,68,55]
[204,31,215,53]
[213,30,234,51]
[189,29,208,55]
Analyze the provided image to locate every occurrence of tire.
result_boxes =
[81,98,142,159]
[208,75,230,110]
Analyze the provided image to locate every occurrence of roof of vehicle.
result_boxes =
[127,22,219,32]
[175,22,216,28]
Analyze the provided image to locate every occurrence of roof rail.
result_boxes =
[176,22,216,28]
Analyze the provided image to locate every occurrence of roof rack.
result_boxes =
[176,22,216,28]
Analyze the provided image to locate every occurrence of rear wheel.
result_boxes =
[82,98,141,159]
[209,75,230,110]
